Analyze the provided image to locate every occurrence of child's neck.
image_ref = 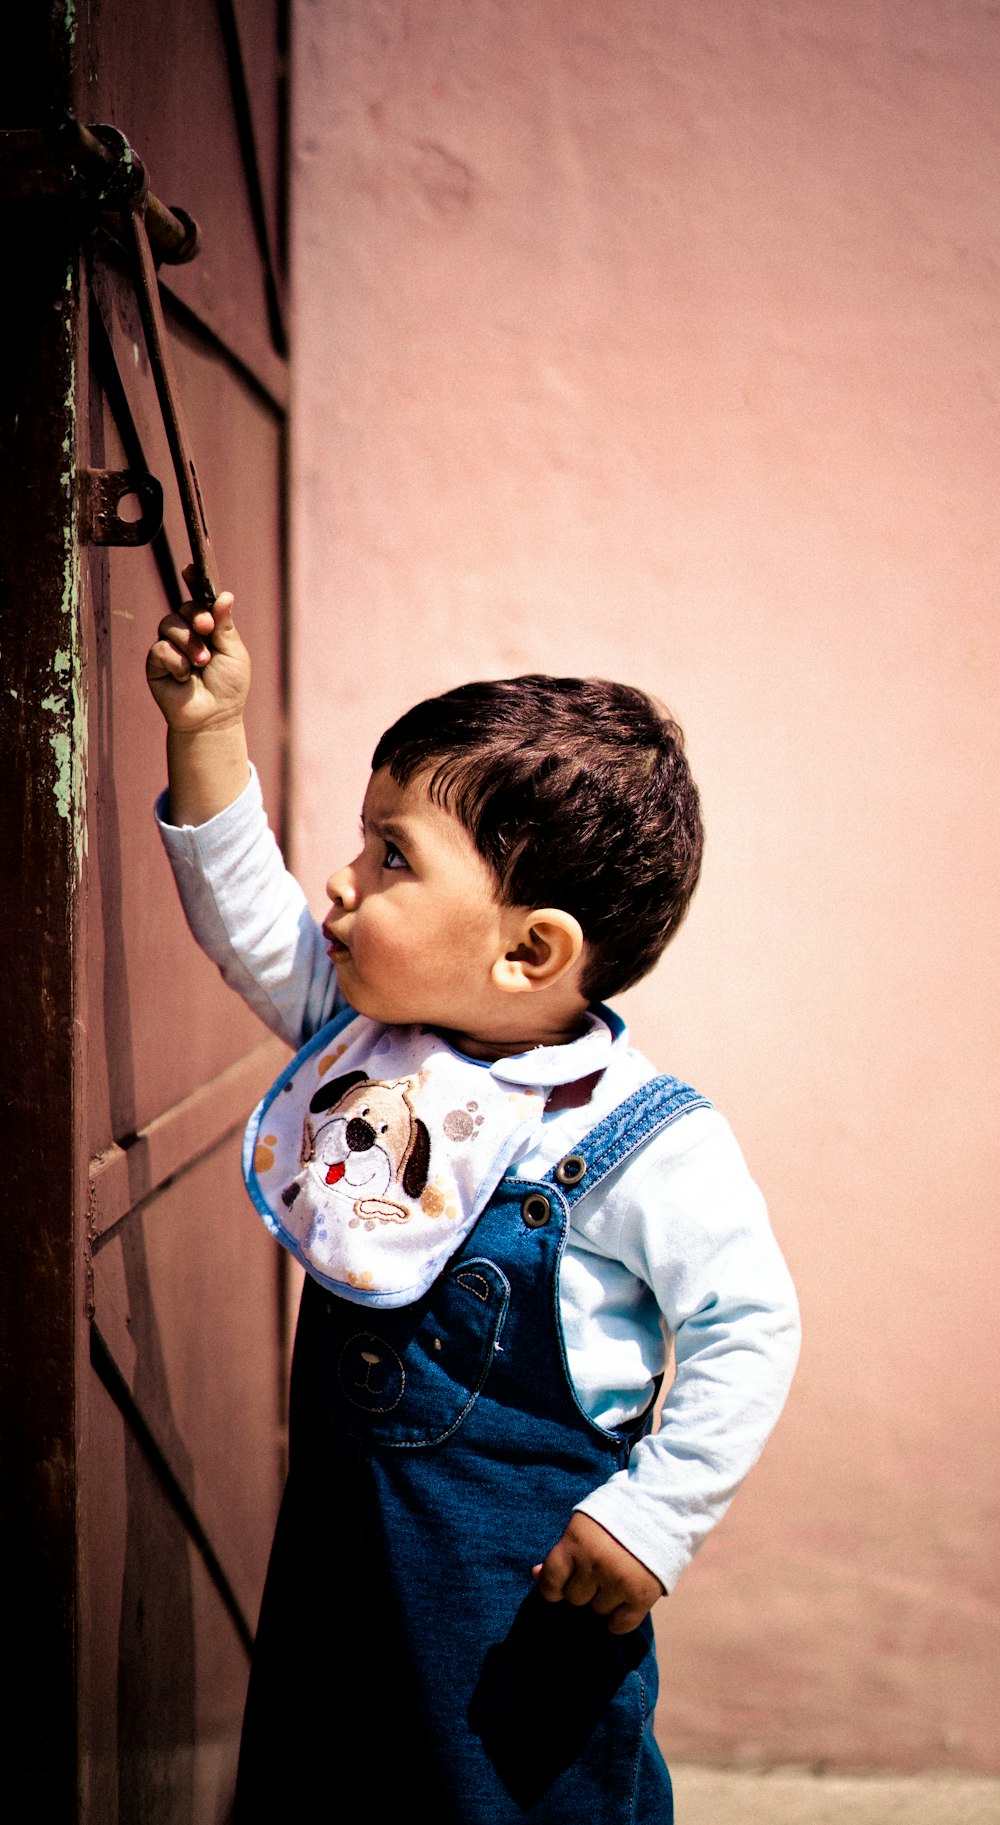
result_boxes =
[437,1007,591,1064]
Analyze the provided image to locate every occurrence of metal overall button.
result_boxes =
[554,1153,587,1187]
[521,1192,551,1229]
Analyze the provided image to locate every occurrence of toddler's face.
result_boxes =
[323,767,520,1054]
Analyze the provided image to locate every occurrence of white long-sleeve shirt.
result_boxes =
[156,768,800,1592]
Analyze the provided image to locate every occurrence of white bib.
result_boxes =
[244,1011,616,1307]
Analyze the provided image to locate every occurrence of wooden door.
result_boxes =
[1,6,290,1817]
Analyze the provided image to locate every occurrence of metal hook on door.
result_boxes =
[120,196,220,608]
[66,118,221,607]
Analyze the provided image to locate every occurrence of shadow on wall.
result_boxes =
[90,506,198,1822]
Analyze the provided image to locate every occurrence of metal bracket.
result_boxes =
[78,469,164,547]
[0,121,202,266]
[2,117,217,599]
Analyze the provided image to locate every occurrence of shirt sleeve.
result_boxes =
[571,1109,801,1594]
[154,764,344,1049]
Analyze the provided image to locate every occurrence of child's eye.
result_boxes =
[383,841,408,871]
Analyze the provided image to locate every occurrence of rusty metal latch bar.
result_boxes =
[0,118,220,605]
[119,195,220,607]
[79,121,221,608]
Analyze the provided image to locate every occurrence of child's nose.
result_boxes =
[326,866,358,912]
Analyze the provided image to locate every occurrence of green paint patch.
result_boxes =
[49,729,73,822]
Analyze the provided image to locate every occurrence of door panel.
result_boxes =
[85,0,286,397]
[90,1136,283,1627]
[82,1366,258,1824]
[1,5,291,1814]
[83,290,286,1146]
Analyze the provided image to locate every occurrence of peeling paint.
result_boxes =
[44,258,88,873]
[49,729,74,823]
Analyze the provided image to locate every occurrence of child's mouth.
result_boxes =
[326,937,348,960]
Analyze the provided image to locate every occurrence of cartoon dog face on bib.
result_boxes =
[247,1010,614,1305]
[281,1069,431,1237]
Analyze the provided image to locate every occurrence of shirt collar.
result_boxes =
[487,1004,626,1089]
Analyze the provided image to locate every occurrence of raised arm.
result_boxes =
[146,572,251,824]
[146,574,343,1048]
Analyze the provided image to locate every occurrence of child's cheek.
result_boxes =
[359,918,404,982]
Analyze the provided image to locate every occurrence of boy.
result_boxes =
[147,585,799,1822]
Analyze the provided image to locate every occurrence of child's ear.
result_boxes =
[492,909,584,995]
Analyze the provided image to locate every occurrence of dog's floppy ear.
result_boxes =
[401,1117,431,1198]
[309,1070,369,1115]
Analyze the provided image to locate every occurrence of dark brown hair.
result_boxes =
[372,675,703,1002]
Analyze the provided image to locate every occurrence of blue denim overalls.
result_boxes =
[236,1074,706,1822]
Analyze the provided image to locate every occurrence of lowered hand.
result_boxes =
[533,1512,664,1636]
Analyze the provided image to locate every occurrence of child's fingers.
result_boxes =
[180,566,235,636]
[153,610,213,669]
[188,590,239,655]
[589,1579,653,1629]
[534,1552,647,1631]
[603,1601,651,1636]
[147,636,196,685]
[534,1515,663,1633]
[562,1567,601,1607]
[208,590,236,639]
[532,1540,580,1604]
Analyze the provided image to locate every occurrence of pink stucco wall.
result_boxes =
[289,0,1000,1772]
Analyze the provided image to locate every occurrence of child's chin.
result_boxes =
[338,979,389,1021]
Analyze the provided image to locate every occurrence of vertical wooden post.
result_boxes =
[0,8,85,1813]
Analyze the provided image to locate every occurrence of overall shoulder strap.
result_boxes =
[548,1075,711,1207]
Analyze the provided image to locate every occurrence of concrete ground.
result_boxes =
[670,1767,1000,1824]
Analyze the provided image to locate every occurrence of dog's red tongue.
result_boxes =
[325,1161,346,1187]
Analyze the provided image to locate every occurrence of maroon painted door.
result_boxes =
[1,6,290,1817]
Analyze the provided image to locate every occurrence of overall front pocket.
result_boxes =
[293,1255,511,1448]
